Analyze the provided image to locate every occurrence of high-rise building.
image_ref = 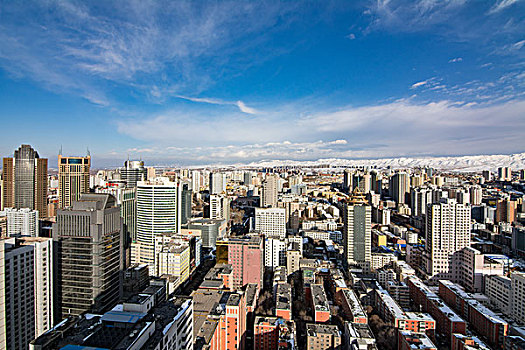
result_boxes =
[191,170,201,192]
[53,194,124,319]
[261,174,279,208]
[343,189,372,270]
[411,187,432,218]
[264,236,287,269]
[120,160,146,187]
[244,171,253,186]
[343,169,353,193]
[0,237,36,349]
[227,235,264,289]
[58,154,91,208]
[511,272,525,324]
[425,198,471,280]
[18,237,54,338]
[498,167,512,181]
[181,182,192,225]
[482,170,492,182]
[209,194,230,221]
[2,144,47,217]
[469,185,483,205]
[133,179,181,273]
[389,172,410,204]
[255,207,286,238]
[0,207,39,236]
[496,198,516,223]
[209,172,226,194]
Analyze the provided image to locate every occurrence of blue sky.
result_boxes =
[0,0,524,166]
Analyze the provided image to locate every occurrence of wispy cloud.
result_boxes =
[175,95,258,114]
[411,80,429,89]
[488,0,522,14]
[0,1,296,106]
[448,57,463,63]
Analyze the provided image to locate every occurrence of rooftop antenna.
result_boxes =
[59,145,62,156]
[87,147,91,157]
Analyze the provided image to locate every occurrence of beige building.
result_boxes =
[58,154,91,208]
[306,324,341,350]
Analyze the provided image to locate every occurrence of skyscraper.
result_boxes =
[120,160,146,187]
[58,154,90,208]
[261,174,279,208]
[255,207,286,238]
[53,194,124,319]
[181,182,192,225]
[133,179,181,274]
[498,167,512,181]
[2,144,47,217]
[425,198,471,280]
[389,172,410,204]
[0,207,39,236]
[343,189,371,270]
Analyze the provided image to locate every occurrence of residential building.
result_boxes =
[485,274,511,315]
[343,189,372,270]
[265,235,287,268]
[390,172,410,204]
[512,272,525,324]
[262,174,279,208]
[227,235,264,289]
[425,198,471,280]
[1,207,38,236]
[306,324,341,350]
[209,172,226,194]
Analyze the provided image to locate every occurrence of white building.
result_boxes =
[133,179,181,274]
[512,272,525,324]
[485,274,512,315]
[255,207,286,238]
[209,172,226,194]
[209,194,230,220]
[1,207,39,236]
[425,198,471,280]
[264,236,287,269]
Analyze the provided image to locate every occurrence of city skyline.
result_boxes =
[0,1,524,166]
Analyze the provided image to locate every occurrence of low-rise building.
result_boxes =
[310,284,330,323]
[306,324,341,350]
[398,331,437,350]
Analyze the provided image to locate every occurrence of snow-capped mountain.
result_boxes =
[242,152,525,172]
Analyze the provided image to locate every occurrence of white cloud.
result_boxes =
[346,33,356,40]
[411,80,429,89]
[488,0,521,14]
[513,40,525,50]
[115,98,525,163]
[175,95,258,114]
[236,101,258,115]
[448,57,463,63]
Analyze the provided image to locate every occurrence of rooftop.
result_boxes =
[306,323,340,337]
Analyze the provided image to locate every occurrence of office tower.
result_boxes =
[498,167,512,181]
[181,182,192,225]
[18,237,54,338]
[390,172,410,204]
[209,194,230,221]
[343,169,353,192]
[0,207,38,236]
[53,194,124,319]
[120,160,146,187]
[261,174,279,208]
[0,238,36,349]
[343,189,372,270]
[425,198,471,280]
[227,235,263,288]
[469,185,483,205]
[264,236,287,268]
[496,198,517,223]
[2,144,47,217]
[58,154,90,208]
[255,207,286,238]
[411,187,432,218]
[371,170,381,194]
[133,179,181,273]
[209,172,226,194]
